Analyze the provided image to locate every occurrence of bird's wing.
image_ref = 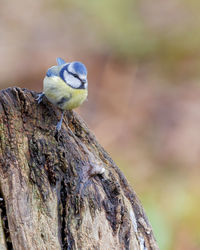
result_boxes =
[43,76,73,104]
[46,66,60,77]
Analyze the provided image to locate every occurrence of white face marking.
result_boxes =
[63,70,82,88]
[68,63,87,80]
[68,63,76,75]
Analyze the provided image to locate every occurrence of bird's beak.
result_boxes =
[82,79,88,89]
[81,79,87,84]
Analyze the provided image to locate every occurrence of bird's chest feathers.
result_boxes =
[65,89,88,110]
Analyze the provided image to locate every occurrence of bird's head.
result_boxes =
[60,61,88,89]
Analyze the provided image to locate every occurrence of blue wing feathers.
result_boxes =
[46,68,57,77]
[46,66,61,77]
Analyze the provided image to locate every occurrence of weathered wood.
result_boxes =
[0,87,159,250]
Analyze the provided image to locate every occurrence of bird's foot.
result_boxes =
[56,111,64,131]
[56,121,62,131]
[36,93,45,104]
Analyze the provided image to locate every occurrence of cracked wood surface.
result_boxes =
[0,87,159,250]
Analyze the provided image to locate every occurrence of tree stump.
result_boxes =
[0,87,158,250]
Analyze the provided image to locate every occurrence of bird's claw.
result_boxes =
[56,121,62,131]
[56,112,64,132]
[36,93,45,104]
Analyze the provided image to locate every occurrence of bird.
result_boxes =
[36,57,88,131]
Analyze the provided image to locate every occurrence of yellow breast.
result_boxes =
[43,76,88,110]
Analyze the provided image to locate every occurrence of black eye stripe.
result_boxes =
[60,65,87,89]
[66,65,82,80]
[72,73,80,79]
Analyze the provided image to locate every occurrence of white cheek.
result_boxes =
[64,70,81,88]
[67,63,76,74]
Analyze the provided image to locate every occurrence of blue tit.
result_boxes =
[36,57,88,131]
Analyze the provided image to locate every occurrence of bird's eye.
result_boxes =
[63,70,82,88]
[73,74,78,78]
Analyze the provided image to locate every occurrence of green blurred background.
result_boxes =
[1,0,200,249]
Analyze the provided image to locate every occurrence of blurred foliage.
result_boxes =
[52,0,200,64]
[73,0,157,58]
[119,160,200,250]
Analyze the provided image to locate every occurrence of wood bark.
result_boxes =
[0,87,159,250]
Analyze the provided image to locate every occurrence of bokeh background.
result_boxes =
[1,0,200,249]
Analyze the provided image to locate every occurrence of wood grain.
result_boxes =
[0,87,159,250]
